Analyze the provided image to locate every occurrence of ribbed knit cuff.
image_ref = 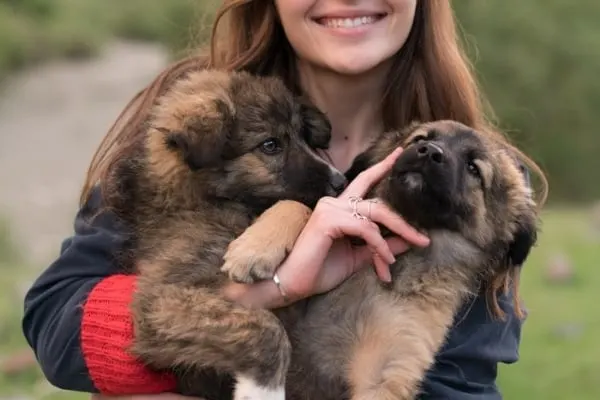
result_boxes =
[81,274,177,394]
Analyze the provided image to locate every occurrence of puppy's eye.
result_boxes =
[467,161,481,179]
[259,138,282,155]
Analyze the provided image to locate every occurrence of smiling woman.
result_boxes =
[278,1,416,76]
[22,1,547,399]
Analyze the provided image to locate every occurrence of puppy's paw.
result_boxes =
[221,230,288,283]
[233,375,285,400]
[222,200,311,284]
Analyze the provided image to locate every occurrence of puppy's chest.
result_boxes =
[289,277,389,366]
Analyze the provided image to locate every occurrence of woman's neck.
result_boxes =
[296,59,390,172]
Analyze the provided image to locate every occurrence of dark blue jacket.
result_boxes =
[22,187,523,398]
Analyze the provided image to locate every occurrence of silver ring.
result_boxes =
[348,196,368,220]
[367,199,380,220]
[273,273,289,302]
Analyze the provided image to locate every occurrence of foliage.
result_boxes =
[0,0,216,78]
[0,0,598,200]
[453,1,600,203]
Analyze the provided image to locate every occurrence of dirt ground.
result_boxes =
[0,41,168,268]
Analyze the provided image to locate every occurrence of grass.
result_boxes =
[0,208,597,398]
[497,207,600,398]
[0,221,84,399]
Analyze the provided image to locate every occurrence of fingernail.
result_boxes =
[383,270,392,282]
[416,231,430,245]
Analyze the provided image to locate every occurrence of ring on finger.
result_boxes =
[348,196,368,220]
[365,198,381,220]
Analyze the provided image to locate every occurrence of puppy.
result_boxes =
[104,69,347,400]
[224,120,540,400]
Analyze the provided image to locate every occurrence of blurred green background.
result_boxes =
[0,1,598,399]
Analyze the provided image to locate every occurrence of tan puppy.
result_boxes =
[224,120,540,400]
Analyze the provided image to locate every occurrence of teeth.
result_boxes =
[322,16,378,29]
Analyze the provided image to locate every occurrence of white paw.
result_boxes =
[233,374,285,400]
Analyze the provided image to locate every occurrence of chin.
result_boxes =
[315,48,397,76]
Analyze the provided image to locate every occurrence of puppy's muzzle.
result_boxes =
[392,141,447,178]
[416,141,445,164]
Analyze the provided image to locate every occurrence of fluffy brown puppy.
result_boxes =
[104,69,348,400]
[224,120,540,400]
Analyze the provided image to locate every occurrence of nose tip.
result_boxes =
[330,173,348,194]
[417,142,444,164]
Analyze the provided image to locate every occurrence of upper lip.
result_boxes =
[312,10,387,20]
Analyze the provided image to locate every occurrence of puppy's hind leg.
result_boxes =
[130,278,289,399]
[221,200,312,283]
[348,300,452,400]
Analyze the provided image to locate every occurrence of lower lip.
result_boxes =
[313,15,386,37]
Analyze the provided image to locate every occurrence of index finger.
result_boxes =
[342,146,404,198]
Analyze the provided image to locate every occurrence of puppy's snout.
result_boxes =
[417,142,445,164]
[328,171,348,195]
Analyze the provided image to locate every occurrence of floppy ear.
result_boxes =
[507,214,538,267]
[345,152,373,181]
[300,100,332,150]
[163,100,233,170]
[164,130,226,170]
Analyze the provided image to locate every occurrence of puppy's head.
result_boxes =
[362,120,539,319]
[145,69,346,210]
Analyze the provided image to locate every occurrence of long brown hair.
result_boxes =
[80,0,547,319]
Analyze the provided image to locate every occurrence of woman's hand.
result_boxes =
[275,146,430,300]
[224,146,429,309]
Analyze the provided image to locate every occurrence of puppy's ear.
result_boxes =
[164,100,233,170]
[300,101,331,149]
[345,152,373,181]
[507,214,538,267]
[164,130,226,170]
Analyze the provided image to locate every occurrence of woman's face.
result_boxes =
[275,0,417,75]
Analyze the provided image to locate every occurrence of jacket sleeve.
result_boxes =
[418,288,524,400]
[21,187,177,394]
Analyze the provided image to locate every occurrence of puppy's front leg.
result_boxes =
[348,299,455,400]
[221,200,311,283]
[130,276,290,400]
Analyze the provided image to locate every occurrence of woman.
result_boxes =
[22,1,546,399]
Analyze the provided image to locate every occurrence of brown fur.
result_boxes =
[224,120,540,399]
[105,69,348,400]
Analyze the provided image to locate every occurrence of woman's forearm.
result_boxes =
[222,279,291,310]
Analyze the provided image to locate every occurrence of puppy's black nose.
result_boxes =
[329,173,348,194]
[417,142,445,164]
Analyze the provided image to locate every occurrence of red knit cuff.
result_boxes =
[81,274,177,394]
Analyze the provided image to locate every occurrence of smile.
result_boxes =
[316,14,386,29]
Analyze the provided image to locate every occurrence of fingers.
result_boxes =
[354,199,430,247]
[340,219,396,264]
[372,254,392,282]
[341,146,404,198]
[385,235,412,256]
[352,244,390,282]
[353,236,410,282]
[309,200,396,264]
